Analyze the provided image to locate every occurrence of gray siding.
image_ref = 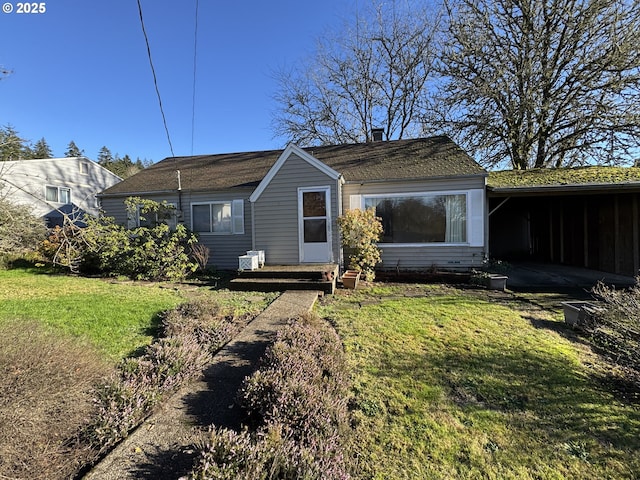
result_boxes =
[342,177,487,270]
[253,153,340,265]
[100,189,253,270]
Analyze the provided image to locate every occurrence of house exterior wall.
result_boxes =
[343,176,487,270]
[252,152,340,265]
[100,189,253,270]
[0,157,121,224]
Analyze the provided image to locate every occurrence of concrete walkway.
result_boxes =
[83,290,321,480]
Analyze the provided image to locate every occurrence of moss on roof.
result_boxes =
[488,166,640,189]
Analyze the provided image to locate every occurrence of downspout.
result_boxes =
[176,170,183,221]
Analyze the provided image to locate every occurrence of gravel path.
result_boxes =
[83,290,321,480]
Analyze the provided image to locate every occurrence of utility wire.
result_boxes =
[136,0,175,158]
[191,0,199,155]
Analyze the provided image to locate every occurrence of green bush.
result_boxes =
[40,197,200,280]
[337,208,382,281]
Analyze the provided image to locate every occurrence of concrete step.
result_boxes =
[238,264,338,280]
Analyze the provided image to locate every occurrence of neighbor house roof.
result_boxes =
[488,166,640,196]
[101,136,486,196]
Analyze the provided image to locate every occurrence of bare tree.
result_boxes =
[272,1,442,146]
[438,0,640,169]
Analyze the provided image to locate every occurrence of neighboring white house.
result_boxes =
[0,157,122,226]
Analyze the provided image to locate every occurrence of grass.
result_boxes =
[0,267,278,480]
[318,284,640,479]
[0,268,186,359]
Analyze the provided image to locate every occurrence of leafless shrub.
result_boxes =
[0,319,111,480]
[190,242,210,272]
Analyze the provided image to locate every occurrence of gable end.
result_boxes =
[249,144,341,203]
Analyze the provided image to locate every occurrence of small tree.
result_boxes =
[337,208,383,281]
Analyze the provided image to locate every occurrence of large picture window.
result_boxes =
[364,193,467,243]
[191,200,244,235]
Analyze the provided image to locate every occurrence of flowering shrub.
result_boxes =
[337,208,382,281]
[189,313,353,479]
[84,299,249,455]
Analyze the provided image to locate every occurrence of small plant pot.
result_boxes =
[487,275,508,291]
[561,301,599,327]
[341,270,361,289]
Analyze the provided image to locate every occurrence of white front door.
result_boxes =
[298,186,332,263]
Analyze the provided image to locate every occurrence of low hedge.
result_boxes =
[189,313,354,479]
[81,298,252,458]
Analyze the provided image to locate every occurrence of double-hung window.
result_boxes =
[45,186,71,204]
[191,200,244,235]
[364,193,467,244]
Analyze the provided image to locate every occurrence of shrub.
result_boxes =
[337,208,382,281]
[589,279,640,374]
[189,314,353,479]
[84,298,250,455]
[0,198,47,259]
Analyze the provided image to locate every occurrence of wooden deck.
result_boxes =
[229,264,339,294]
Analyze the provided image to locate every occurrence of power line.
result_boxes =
[191,0,199,155]
[136,0,175,158]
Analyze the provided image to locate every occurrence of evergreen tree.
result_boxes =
[32,138,53,158]
[65,140,84,157]
[0,125,30,161]
[97,146,113,167]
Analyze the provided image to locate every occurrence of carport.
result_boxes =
[487,168,640,277]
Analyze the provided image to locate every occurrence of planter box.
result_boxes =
[238,254,259,271]
[488,275,508,291]
[341,270,361,289]
[561,301,600,327]
[246,250,265,267]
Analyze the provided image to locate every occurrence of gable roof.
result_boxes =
[249,144,342,203]
[100,136,486,196]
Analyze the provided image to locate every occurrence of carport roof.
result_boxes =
[488,166,640,196]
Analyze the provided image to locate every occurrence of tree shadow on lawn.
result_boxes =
[377,346,640,452]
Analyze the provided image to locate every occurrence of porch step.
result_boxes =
[229,277,335,294]
[230,264,338,294]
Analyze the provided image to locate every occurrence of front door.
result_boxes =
[298,186,332,263]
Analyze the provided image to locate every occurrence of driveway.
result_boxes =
[506,262,636,293]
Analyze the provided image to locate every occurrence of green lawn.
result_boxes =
[319,284,640,479]
[0,268,186,359]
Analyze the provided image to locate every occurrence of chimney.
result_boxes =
[371,128,384,142]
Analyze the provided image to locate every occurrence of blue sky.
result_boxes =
[0,0,358,162]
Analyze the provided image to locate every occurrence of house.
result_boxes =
[0,157,122,227]
[99,136,488,271]
[487,166,640,276]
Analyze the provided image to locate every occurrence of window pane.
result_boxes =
[45,186,58,202]
[304,219,327,242]
[193,205,211,232]
[365,194,466,243]
[59,188,71,204]
[303,191,326,217]
[212,203,232,233]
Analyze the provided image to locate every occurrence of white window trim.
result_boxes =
[45,185,71,204]
[128,202,178,229]
[359,189,483,247]
[191,200,245,235]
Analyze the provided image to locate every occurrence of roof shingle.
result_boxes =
[101,136,485,195]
